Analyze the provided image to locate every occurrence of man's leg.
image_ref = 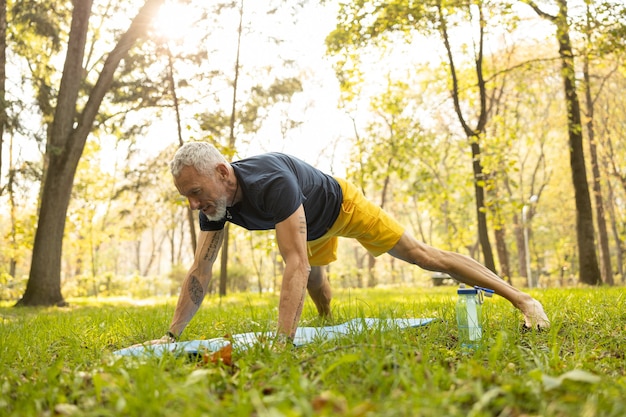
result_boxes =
[387,232,550,329]
[307,266,333,318]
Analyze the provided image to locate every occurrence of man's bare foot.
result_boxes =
[520,298,550,330]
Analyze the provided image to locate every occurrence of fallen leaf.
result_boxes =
[203,343,233,366]
[311,391,347,413]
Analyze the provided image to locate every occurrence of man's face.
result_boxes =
[174,165,228,221]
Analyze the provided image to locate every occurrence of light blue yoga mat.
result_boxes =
[113,317,435,358]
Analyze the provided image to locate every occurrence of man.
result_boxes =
[155,142,549,343]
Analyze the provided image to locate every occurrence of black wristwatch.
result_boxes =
[165,331,178,342]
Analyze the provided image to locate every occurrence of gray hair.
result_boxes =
[170,142,228,178]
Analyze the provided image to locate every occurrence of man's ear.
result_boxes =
[215,163,229,180]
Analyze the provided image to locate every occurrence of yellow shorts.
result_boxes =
[307,178,405,266]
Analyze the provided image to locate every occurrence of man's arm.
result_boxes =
[168,229,224,338]
[274,204,311,339]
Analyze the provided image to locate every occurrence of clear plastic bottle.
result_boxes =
[456,284,483,348]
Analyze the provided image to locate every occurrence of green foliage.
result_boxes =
[0,272,26,301]
[1,287,626,416]
[196,76,304,142]
[226,263,251,293]
[168,263,188,295]
[324,0,626,282]
[9,0,71,123]
[3,0,626,305]
[326,0,431,54]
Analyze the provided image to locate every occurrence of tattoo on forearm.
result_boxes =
[299,215,306,235]
[203,233,222,262]
[291,286,306,336]
[188,275,204,306]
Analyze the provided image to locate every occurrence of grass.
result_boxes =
[1,286,625,416]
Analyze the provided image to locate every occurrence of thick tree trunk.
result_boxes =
[525,0,601,286]
[555,0,601,285]
[17,0,165,306]
[18,146,83,306]
[17,0,94,306]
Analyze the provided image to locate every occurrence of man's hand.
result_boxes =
[129,334,176,348]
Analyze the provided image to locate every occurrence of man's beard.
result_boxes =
[204,196,228,222]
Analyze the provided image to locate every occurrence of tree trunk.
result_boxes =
[219,223,230,296]
[8,135,16,278]
[219,0,245,296]
[554,0,600,285]
[365,169,391,287]
[513,213,527,280]
[166,47,197,255]
[605,177,624,283]
[20,136,90,305]
[367,253,377,287]
[354,247,364,288]
[438,2,496,273]
[17,0,93,306]
[17,0,165,306]
[583,49,612,284]
[494,226,511,284]
[524,0,601,286]
[471,141,496,272]
[0,0,6,191]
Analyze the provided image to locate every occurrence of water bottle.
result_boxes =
[456,284,483,348]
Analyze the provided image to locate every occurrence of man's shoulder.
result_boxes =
[235,152,296,164]
[234,152,307,172]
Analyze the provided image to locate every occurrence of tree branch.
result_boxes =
[521,0,557,22]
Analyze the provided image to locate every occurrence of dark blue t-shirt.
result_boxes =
[199,153,342,241]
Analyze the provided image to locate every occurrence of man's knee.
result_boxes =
[307,266,327,289]
[389,232,445,271]
[307,265,332,318]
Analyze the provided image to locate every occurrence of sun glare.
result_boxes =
[152,1,197,44]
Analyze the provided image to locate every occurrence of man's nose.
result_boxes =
[188,197,201,210]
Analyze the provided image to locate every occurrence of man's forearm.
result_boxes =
[168,271,208,337]
[167,230,223,338]
[274,206,311,340]
[277,262,310,339]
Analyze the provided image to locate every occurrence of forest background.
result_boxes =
[0,0,625,305]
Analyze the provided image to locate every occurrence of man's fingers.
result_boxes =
[128,336,175,348]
